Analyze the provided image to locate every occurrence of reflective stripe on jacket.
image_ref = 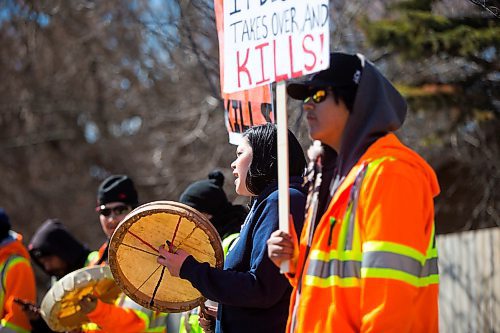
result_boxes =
[287,134,440,333]
[222,233,239,257]
[0,233,36,333]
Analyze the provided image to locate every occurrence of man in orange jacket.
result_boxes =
[0,208,37,333]
[267,52,440,333]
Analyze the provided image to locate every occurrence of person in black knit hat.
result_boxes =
[91,174,138,265]
[178,171,249,333]
[79,174,168,333]
[180,170,248,241]
[97,175,138,209]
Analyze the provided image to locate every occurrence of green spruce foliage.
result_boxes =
[361,0,499,233]
[362,1,499,60]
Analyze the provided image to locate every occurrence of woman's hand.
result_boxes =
[267,230,296,270]
[157,245,190,277]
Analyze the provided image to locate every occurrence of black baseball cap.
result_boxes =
[287,52,363,100]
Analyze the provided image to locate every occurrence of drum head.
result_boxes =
[108,201,224,313]
[40,265,121,332]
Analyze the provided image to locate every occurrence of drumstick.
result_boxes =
[14,298,39,312]
[166,240,175,253]
[13,298,30,307]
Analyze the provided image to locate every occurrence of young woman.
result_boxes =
[158,123,307,333]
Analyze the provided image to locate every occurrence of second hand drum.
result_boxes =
[40,266,121,332]
[108,201,224,313]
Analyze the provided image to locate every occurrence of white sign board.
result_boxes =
[223,0,330,93]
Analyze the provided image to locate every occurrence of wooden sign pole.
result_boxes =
[276,80,290,274]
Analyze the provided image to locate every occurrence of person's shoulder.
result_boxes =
[368,134,434,177]
[366,153,429,181]
[290,186,306,197]
[255,187,305,212]
[262,189,280,204]
[361,151,439,198]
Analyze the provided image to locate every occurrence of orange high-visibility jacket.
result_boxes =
[287,134,440,333]
[84,295,167,333]
[83,242,167,333]
[0,232,36,333]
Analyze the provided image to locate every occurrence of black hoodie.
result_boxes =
[336,54,407,178]
[29,219,90,278]
[319,55,407,215]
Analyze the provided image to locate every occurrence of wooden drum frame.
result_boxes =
[108,201,224,313]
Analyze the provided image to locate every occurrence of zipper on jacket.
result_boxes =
[327,217,336,246]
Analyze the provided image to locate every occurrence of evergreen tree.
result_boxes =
[361,0,499,233]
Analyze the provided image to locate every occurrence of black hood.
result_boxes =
[336,54,407,178]
[29,219,90,276]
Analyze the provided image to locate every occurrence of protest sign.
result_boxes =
[215,0,274,144]
[223,0,330,93]
[215,0,330,273]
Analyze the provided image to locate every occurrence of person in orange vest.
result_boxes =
[0,208,36,333]
[79,175,167,333]
[267,52,440,333]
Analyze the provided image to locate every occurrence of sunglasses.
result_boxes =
[97,205,130,217]
[304,89,328,104]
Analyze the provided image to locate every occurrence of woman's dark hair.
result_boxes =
[243,123,306,195]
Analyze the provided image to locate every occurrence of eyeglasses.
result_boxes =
[97,205,130,217]
[304,89,328,104]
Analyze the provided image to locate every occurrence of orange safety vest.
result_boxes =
[287,134,440,333]
[0,233,36,333]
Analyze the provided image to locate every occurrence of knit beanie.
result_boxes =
[0,208,11,240]
[97,175,139,207]
[180,171,229,216]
